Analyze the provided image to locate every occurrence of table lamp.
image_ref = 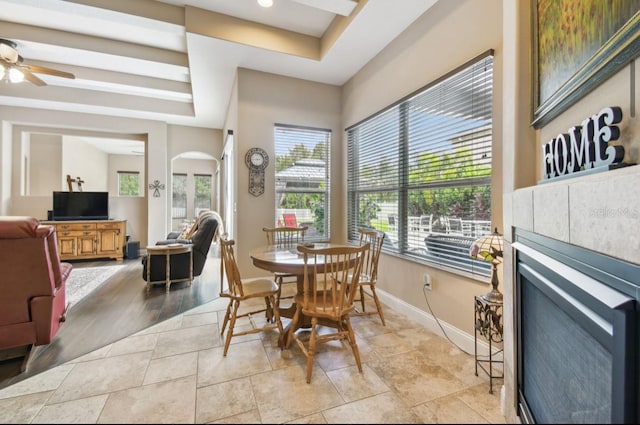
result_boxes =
[469,227,504,303]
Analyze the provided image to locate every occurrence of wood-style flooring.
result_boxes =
[0,246,220,390]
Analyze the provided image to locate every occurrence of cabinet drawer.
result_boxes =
[97,221,123,230]
[55,222,97,231]
[58,230,96,237]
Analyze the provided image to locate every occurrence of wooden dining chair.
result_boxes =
[262,225,308,311]
[354,227,387,325]
[218,236,284,356]
[288,243,369,383]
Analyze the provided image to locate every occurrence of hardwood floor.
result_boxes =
[0,245,221,390]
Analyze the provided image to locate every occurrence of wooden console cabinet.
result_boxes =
[43,220,126,261]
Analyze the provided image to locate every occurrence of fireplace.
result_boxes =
[513,228,640,424]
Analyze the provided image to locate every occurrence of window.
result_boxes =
[172,173,187,219]
[194,173,212,216]
[274,124,331,242]
[117,171,140,196]
[347,51,494,279]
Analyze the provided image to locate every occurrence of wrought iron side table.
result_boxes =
[474,295,504,394]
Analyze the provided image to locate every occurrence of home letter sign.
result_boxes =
[542,106,625,181]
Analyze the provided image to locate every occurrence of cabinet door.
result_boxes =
[57,234,77,258]
[77,232,97,256]
[97,229,120,255]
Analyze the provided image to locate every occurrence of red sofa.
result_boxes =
[0,216,71,365]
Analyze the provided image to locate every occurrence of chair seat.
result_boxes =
[220,277,279,299]
[294,292,354,320]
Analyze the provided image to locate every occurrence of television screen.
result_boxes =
[52,191,109,221]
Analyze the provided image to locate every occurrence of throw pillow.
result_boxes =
[178,224,193,240]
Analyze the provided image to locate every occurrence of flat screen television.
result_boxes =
[52,191,109,221]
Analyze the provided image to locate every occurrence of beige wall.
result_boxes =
[232,68,342,276]
[62,136,109,192]
[29,134,62,196]
[342,0,503,336]
[1,106,172,247]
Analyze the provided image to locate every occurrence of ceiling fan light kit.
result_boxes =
[0,38,75,86]
[0,66,24,84]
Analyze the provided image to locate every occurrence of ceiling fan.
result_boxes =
[0,38,75,86]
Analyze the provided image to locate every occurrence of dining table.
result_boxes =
[249,242,350,348]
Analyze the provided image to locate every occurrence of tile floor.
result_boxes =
[0,295,506,424]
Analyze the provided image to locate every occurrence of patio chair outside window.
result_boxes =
[282,213,297,227]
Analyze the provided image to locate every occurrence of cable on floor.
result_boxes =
[422,284,493,359]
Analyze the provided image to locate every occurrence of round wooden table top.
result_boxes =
[146,244,192,254]
[249,242,346,275]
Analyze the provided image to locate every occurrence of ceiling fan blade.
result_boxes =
[22,64,75,79]
[21,68,47,86]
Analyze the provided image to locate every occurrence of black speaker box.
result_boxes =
[126,241,140,259]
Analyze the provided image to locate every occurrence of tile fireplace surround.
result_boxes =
[502,164,640,423]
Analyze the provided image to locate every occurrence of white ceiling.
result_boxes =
[0,0,437,146]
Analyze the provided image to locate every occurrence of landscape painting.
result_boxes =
[533,0,640,127]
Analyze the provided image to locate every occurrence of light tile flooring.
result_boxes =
[0,294,506,424]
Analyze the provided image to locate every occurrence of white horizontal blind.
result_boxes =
[347,51,494,279]
[274,124,331,242]
[172,173,187,219]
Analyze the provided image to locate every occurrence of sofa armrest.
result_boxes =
[166,231,181,239]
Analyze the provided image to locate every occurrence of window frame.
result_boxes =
[274,124,331,242]
[346,50,495,280]
[117,170,140,197]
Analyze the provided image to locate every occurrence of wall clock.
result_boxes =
[245,147,269,196]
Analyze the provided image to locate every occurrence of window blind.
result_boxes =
[347,51,494,279]
[274,124,331,242]
[194,174,212,215]
[172,173,187,219]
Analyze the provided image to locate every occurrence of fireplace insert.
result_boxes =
[513,228,639,424]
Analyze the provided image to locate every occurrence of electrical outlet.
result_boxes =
[423,273,432,290]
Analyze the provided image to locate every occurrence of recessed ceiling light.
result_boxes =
[258,0,273,8]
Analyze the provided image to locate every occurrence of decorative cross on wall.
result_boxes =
[149,180,165,197]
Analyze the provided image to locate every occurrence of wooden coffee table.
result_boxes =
[145,244,193,293]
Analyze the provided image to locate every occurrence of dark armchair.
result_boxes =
[0,216,71,370]
[141,211,221,283]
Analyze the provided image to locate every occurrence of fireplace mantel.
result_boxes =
[503,165,640,423]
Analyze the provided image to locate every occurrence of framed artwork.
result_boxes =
[532,0,640,128]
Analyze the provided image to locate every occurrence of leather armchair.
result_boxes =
[0,216,71,366]
[141,211,220,282]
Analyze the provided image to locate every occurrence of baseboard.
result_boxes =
[374,287,495,357]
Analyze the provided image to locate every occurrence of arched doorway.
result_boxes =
[170,151,219,232]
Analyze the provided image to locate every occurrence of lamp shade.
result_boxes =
[469,227,503,264]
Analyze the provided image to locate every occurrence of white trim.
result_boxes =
[375,287,498,358]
